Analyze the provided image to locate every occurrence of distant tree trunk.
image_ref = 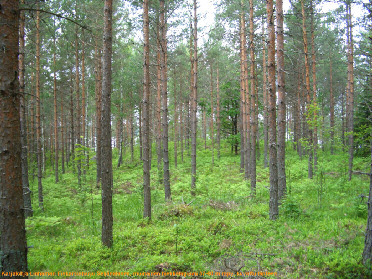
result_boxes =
[329,58,335,155]
[0,0,28,273]
[346,1,354,181]
[75,32,81,187]
[174,70,178,168]
[160,0,171,200]
[249,0,256,195]
[95,45,102,186]
[53,34,59,183]
[70,72,75,170]
[29,72,36,180]
[310,0,318,173]
[19,1,33,217]
[61,94,65,174]
[101,0,113,248]
[117,91,124,168]
[130,110,134,162]
[262,22,268,169]
[180,73,184,163]
[267,0,279,220]
[276,0,286,199]
[301,0,313,179]
[156,21,163,174]
[210,64,214,165]
[82,35,86,172]
[203,108,207,149]
[191,0,198,194]
[143,0,152,218]
[216,66,221,160]
[139,104,143,161]
[295,72,302,157]
[36,8,44,210]
[239,2,246,174]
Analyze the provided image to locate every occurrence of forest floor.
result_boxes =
[27,140,372,278]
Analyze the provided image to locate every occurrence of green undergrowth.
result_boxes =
[27,140,371,278]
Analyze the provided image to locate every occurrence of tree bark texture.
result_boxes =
[101,0,114,247]
[143,0,152,218]
[267,0,279,220]
[0,0,28,274]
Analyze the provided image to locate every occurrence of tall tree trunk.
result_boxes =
[101,0,113,247]
[262,21,268,169]
[117,91,124,168]
[53,34,59,183]
[82,35,86,172]
[301,0,313,179]
[191,0,198,194]
[329,58,335,155]
[310,0,318,173]
[249,0,256,196]
[70,71,75,170]
[180,72,184,163]
[239,2,246,174]
[30,72,36,181]
[130,110,134,162]
[174,70,178,168]
[61,94,65,174]
[139,104,143,161]
[0,0,28,273]
[36,8,44,210]
[346,1,354,181]
[19,1,33,217]
[95,45,102,185]
[156,21,163,174]
[362,141,372,265]
[216,66,221,160]
[143,0,152,218]
[75,33,81,187]
[160,0,171,200]
[267,0,279,220]
[276,0,286,198]
[210,64,214,165]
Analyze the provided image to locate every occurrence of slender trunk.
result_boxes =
[36,8,44,210]
[191,0,198,194]
[180,72,184,163]
[75,33,81,187]
[174,71,178,168]
[310,0,318,173]
[101,0,114,247]
[143,0,152,218]
[19,1,33,217]
[0,1,28,272]
[239,3,246,174]
[70,73,75,170]
[130,111,134,162]
[82,35,86,172]
[61,94,65,174]
[156,21,163,173]
[330,58,335,155]
[53,35,59,183]
[139,104,143,161]
[301,0,313,179]
[216,66,221,160]
[276,0,286,198]
[267,0,279,220]
[160,0,171,200]
[210,64,214,165]
[95,45,102,185]
[262,22,268,169]
[249,0,256,196]
[346,2,354,181]
[117,92,124,168]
